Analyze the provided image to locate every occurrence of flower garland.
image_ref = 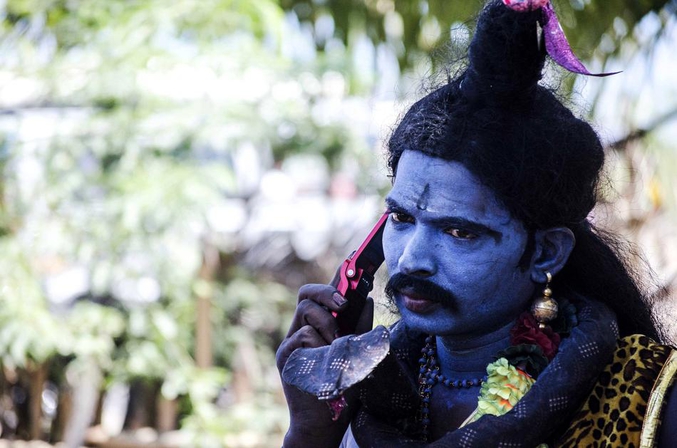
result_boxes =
[470,357,535,421]
[419,299,576,439]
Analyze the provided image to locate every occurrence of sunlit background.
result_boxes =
[0,0,676,447]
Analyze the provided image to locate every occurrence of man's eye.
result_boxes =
[447,228,477,239]
[391,212,414,224]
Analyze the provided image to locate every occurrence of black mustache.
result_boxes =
[385,273,459,311]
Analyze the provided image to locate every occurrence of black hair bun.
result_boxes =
[462,0,546,104]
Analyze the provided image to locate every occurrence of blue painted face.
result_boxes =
[383,150,537,338]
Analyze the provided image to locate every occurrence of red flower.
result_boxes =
[510,312,561,360]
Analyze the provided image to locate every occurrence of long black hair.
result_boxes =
[386,0,662,341]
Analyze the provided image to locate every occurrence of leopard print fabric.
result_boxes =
[555,335,675,448]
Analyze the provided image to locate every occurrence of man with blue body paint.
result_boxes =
[276,1,677,446]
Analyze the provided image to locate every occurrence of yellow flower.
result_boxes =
[471,357,535,421]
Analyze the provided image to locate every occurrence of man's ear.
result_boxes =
[530,227,576,283]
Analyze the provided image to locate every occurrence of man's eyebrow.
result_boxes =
[385,197,503,242]
[384,197,401,211]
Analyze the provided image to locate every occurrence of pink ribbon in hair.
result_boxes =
[503,0,619,77]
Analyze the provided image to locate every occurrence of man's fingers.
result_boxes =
[286,299,340,340]
[355,297,374,335]
[277,325,327,371]
[301,300,341,343]
[297,283,348,311]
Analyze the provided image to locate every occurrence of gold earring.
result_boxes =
[531,272,558,329]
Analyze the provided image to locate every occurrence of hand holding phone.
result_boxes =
[332,212,388,335]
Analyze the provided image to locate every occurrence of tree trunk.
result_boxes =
[195,244,220,369]
[156,396,178,433]
[63,360,102,448]
[51,385,73,443]
[28,362,49,440]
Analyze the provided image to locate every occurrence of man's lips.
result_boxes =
[399,288,440,314]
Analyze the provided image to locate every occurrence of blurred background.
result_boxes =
[0,0,675,447]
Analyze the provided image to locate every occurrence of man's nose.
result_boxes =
[397,228,437,277]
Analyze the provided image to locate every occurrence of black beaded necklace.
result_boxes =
[417,335,485,442]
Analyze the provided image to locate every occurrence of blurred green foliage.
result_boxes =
[0,0,675,446]
[281,0,673,74]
